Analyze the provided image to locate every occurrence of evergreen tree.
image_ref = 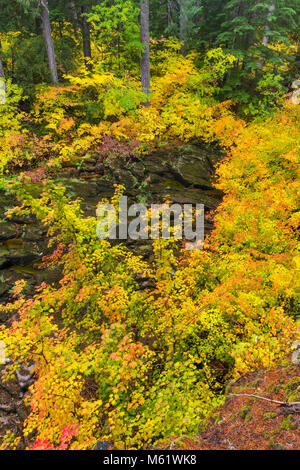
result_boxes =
[14,0,58,83]
[88,0,142,73]
[216,0,297,73]
[178,0,201,54]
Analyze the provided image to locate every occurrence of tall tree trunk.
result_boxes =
[35,16,43,36]
[140,0,150,105]
[0,40,6,104]
[41,0,58,83]
[258,3,275,71]
[81,6,92,72]
[231,0,245,50]
[195,0,201,26]
[69,1,79,39]
[262,4,275,47]
[179,0,188,56]
[166,0,172,30]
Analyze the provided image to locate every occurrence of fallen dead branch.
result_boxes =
[230,393,300,407]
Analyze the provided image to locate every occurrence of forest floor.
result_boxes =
[174,362,300,450]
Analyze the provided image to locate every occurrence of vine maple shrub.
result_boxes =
[0,40,299,449]
[0,96,299,449]
[0,45,237,173]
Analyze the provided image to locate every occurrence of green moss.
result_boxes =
[266,384,281,395]
[238,404,252,421]
[279,415,297,431]
[284,376,300,402]
[263,412,277,420]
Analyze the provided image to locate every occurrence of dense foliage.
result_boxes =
[0,0,299,451]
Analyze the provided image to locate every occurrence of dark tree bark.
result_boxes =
[262,3,275,46]
[41,0,58,83]
[0,41,4,80]
[140,0,150,105]
[195,0,201,26]
[69,1,79,39]
[179,0,188,56]
[0,39,6,104]
[166,0,172,30]
[258,3,275,71]
[35,16,43,35]
[81,6,92,72]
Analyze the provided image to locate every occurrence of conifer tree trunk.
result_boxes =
[0,40,6,104]
[81,5,92,71]
[258,3,275,71]
[179,0,188,55]
[166,0,172,30]
[140,0,150,105]
[69,1,79,38]
[262,3,275,47]
[41,0,58,83]
[35,16,43,36]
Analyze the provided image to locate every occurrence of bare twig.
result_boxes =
[230,393,300,407]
